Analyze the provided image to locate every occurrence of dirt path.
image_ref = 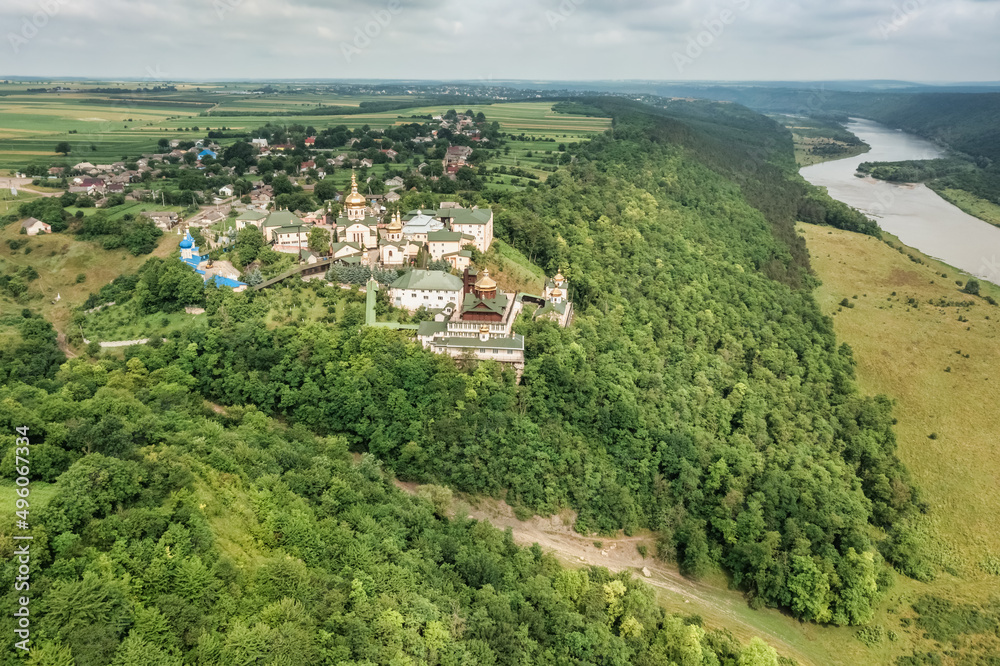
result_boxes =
[56,332,78,358]
[393,479,822,665]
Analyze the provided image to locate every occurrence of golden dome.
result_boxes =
[475,268,497,291]
[479,324,490,334]
[344,172,367,207]
[387,211,402,231]
[553,267,565,283]
[550,288,563,299]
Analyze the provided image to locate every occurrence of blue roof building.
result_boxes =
[178,230,246,290]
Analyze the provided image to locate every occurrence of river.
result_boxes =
[800,118,1000,285]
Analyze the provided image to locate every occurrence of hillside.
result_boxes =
[799,223,1000,664]
[0,96,952,664]
[0,373,785,665]
[89,101,920,622]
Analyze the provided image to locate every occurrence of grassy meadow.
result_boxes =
[798,222,1000,662]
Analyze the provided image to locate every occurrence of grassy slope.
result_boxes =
[482,239,546,295]
[799,222,1000,662]
[0,222,179,337]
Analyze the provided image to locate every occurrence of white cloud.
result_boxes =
[0,0,997,81]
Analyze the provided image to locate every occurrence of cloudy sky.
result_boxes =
[3,0,998,82]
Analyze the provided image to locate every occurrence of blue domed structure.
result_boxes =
[179,231,194,250]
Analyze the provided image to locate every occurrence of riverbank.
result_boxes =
[931,184,1000,229]
[801,118,1000,286]
[777,115,871,167]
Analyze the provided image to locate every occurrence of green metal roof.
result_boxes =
[427,230,464,242]
[535,300,568,317]
[237,210,267,221]
[274,226,307,234]
[265,210,304,227]
[390,269,464,292]
[442,208,492,225]
[416,320,448,337]
[330,241,363,253]
[461,291,508,316]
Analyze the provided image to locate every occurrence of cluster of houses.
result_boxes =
[233,172,493,272]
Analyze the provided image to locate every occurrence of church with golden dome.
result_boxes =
[342,171,370,222]
[410,266,571,379]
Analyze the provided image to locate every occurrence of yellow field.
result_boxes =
[801,222,1000,580]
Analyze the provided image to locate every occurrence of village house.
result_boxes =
[384,175,405,190]
[140,211,180,231]
[443,145,473,170]
[20,217,51,235]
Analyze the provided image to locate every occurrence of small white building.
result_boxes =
[20,217,51,236]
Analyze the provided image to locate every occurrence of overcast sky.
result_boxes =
[3,0,998,82]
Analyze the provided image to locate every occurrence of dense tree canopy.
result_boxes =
[90,102,925,625]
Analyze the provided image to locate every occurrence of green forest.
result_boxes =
[1,98,928,663]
